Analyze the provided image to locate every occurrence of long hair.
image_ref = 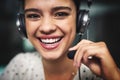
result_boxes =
[74,0,81,11]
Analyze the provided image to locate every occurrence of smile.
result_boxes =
[40,38,61,44]
[38,36,63,50]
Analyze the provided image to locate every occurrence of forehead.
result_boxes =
[25,0,75,9]
[25,0,73,3]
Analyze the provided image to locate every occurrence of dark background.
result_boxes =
[0,0,120,68]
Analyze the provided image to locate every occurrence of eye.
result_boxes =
[26,13,40,20]
[55,12,69,18]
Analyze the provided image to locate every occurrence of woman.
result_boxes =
[0,0,120,80]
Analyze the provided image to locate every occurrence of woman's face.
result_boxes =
[25,0,76,60]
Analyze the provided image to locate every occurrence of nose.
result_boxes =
[39,17,57,34]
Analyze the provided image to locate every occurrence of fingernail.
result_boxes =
[88,56,93,60]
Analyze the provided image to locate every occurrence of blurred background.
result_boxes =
[0,0,120,73]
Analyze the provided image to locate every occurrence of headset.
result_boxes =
[16,0,93,38]
[16,0,26,38]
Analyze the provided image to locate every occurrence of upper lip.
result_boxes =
[38,35,62,39]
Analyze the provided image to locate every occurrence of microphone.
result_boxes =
[67,50,76,59]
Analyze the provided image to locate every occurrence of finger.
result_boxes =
[81,45,102,75]
[74,43,89,68]
[69,39,93,51]
[73,47,83,68]
[82,46,95,64]
[82,43,104,66]
[71,40,94,67]
[69,42,81,51]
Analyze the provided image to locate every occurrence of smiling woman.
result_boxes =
[0,0,120,80]
[24,0,77,61]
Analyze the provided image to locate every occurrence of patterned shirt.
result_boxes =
[0,52,102,80]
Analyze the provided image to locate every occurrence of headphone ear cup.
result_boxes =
[76,10,90,34]
[16,13,27,38]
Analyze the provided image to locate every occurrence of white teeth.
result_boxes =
[41,38,60,44]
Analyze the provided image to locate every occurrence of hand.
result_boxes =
[69,39,120,80]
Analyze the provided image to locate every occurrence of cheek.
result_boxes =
[25,21,39,37]
[59,18,76,34]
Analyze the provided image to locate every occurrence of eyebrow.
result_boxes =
[24,6,72,13]
[51,6,72,12]
[25,8,41,13]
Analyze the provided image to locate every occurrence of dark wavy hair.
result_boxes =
[19,0,81,11]
[74,0,81,11]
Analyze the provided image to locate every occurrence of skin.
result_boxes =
[24,0,120,80]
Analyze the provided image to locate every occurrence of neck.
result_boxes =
[42,56,77,80]
[42,55,76,74]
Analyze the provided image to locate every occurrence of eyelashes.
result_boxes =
[26,14,40,21]
[55,12,70,18]
[25,12,70,20]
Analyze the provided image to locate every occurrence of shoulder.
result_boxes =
[5,51,42,69]
[8,52,41,65]
[0,52,44,80]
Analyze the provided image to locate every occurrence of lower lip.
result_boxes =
[40,41,60,50]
